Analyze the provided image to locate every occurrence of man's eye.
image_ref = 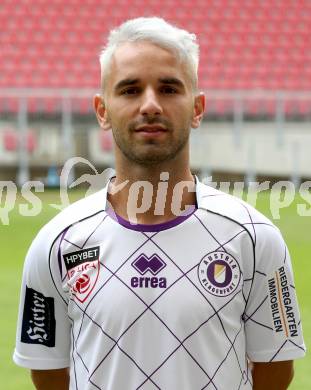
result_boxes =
[121,87,140,95]
[161,86,177,94]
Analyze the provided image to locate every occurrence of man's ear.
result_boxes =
[93,94,111,131]
[191,92,206,129]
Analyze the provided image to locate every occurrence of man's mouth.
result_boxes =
[135,125,168,133]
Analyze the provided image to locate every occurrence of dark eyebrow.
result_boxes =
[114,77,185,91]
[159,77,185,88]
[114,78,139,91]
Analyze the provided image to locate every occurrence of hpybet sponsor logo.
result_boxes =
[131,253,167,288]
[63,246,100,303]
[21,286,56,347]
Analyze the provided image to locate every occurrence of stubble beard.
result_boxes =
[112,120,191,166]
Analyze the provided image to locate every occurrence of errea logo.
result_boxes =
[131,254,167,288]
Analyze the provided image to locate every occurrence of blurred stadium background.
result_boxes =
[0,0,310,389]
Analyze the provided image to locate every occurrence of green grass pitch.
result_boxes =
[1,189,309,389]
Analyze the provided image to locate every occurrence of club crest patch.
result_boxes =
[198,251,241,297]
[63,246,100,303]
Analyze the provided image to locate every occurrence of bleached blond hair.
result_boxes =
[99,17,199,90]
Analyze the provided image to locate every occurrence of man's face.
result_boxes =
[96,41,204,166]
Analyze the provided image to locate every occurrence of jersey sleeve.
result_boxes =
[244,223,306,362]
[13,225,71,369]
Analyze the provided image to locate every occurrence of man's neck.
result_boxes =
[107,165,196,225]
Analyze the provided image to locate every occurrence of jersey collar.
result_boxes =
[102,172,217,213]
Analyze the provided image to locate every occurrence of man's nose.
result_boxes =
[139,89,163,116]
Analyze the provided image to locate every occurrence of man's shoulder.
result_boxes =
[35,189,107,248]
[197,181,278,240]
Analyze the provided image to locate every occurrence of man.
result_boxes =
[14,17,305,389]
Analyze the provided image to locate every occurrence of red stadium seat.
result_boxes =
[3,129,18,151]
[3,129,37,153]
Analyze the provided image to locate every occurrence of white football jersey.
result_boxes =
[14,179,306,389]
